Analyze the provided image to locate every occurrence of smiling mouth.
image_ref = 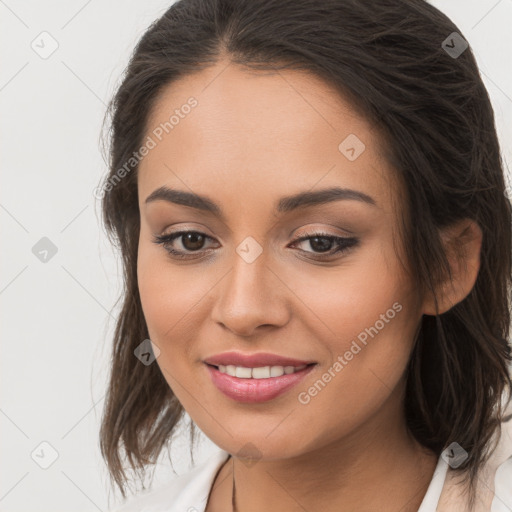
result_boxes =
[206,362,316,379]
[205,362,317,403]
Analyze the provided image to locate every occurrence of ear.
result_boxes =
[422,218,483,316]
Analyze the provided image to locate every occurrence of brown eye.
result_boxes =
[307,236,334,253]
[290,231,359,259]
[180,232,206,251]
[152,230,218,260]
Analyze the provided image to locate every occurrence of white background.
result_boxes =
[1,0,511,510]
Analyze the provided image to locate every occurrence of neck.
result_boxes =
[208,385,438,512]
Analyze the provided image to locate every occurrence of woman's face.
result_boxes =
[137,60,425,460]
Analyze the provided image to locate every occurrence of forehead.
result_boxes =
[137,61,396,215]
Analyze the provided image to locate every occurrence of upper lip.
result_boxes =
[204,351,316,368]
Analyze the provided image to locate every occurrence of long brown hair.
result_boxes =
[98,0,512,506]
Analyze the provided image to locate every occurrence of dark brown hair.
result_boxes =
[98,0,512,507]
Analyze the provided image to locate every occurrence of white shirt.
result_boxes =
[112,414,512,512]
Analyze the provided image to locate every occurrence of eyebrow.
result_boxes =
[144,185,376,219]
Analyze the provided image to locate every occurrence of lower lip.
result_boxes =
[205,364,316,403]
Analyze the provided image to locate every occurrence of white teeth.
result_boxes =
[270,366,284,377]
[252,366,271,379]
[235,366,252,378]
[216,364,308,379]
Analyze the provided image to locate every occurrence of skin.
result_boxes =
[136,59,482,512]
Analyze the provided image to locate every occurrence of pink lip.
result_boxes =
[205,363,316,403]
[204,351,315,367]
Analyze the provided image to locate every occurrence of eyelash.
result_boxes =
[152,230,359,261]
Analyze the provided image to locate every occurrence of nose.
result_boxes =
[210,249,291,337]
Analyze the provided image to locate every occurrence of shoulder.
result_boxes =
[438,401,512,511]
[488,411,512,510]
[110,449,231,512]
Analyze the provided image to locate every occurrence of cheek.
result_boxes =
[137,240,190,347]
[285,246,415,352]
[136,239,223,359]
[286,275,417,451]
[136,243,209,407]
[285,244,419,398]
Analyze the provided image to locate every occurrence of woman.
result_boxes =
[98,0,512,510]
